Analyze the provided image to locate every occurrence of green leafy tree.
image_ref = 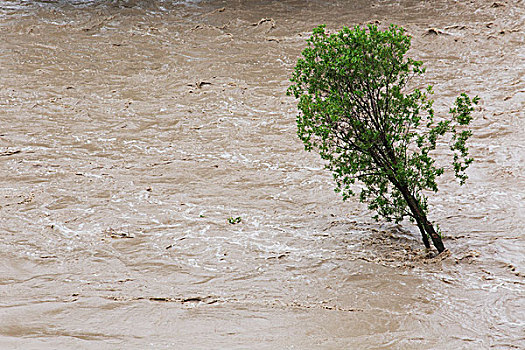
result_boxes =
[288,24,479,253]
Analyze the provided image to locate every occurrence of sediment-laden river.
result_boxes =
[0,0,523,348]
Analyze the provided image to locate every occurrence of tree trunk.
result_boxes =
[397,185,446,253]
[415,220,431,249]
[421,217,445,253]
[369,149,445,252]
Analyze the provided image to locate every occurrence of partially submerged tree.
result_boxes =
[288,24,479,253]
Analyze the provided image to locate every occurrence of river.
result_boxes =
[0,0,523,348]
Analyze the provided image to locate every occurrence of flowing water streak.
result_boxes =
[0,0,523,348]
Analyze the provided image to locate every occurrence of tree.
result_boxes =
[287,24,479,253]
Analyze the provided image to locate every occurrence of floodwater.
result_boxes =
[0,0,523,348]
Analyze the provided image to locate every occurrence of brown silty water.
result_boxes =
[0,0,523,348]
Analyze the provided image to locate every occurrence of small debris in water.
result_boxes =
[424,28,450,36]
[148,296,218,305]
[0,149,21,157]
[266,253,287,260]
[196,81,212,88]
[103,227,135,239]
[228,216,242,224]
[252,18,275,33]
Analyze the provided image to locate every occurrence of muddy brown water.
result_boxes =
[0,0,523,348]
